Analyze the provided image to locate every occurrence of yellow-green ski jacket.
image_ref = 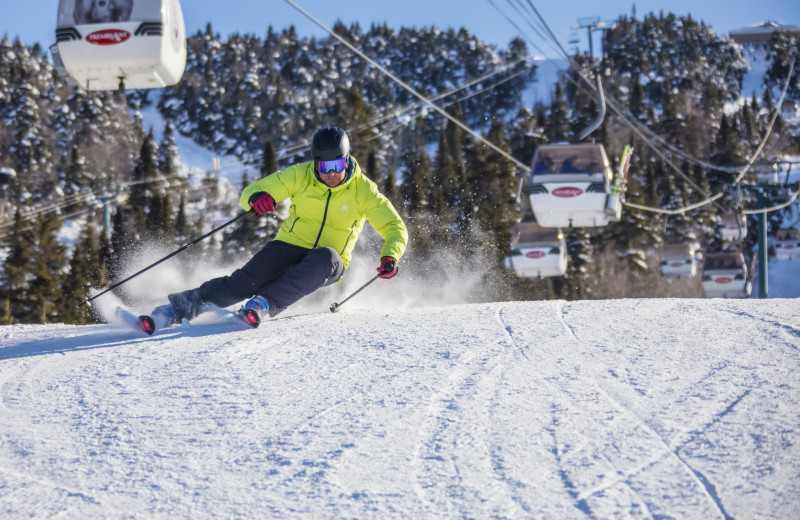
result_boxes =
[239,158,407,270]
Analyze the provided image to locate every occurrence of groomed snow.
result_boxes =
[2,291,799,518]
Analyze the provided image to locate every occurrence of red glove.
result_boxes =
[249,192,275,215]
[377,256,398,279]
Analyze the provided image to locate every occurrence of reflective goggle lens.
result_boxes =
[318,157,348,173]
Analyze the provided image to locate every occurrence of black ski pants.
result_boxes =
[175,240,344,318]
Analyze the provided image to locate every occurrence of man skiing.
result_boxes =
[139,126,408,334]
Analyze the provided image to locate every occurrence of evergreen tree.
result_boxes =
[400,124,432,213]
[445,103,469,178]
[545,83,570,141]
[261,139,278,177]
[157,120,181,178]
[331,85,376,160]
[109,208,132,281]
[174,192,189,242]
[623,154,663,249]
[98,231,113,285]
[129,129,159,231]
[431,132,457,215]
[465,121,519,257]
[710,114,743,186]
[365,150,378,182]
[61,219,101,324]
[629,72,645,118]
[225,172,264,256]
[9,80,50,184]
[442,104,473,229]
[145,195,173,243]
[563,228,590,300]
[27,212,67,323]
[382,161,402,210]
[764,31,800,101]
[0,209,35,324]
[62,147,89,210]
[440,131,462,207]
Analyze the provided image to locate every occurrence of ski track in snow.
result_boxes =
[554,302,731,520]
[1,298,799,518]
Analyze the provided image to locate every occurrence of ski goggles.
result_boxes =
[317,157,348,174]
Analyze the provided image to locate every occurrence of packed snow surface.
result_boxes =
[1,295,799,518]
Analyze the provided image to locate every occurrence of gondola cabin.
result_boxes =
[527,143,625,228]
[658,243,697,278]
[718,211,747,242]
[505,221,567,278]
[701,252,752,298]
[51,0,186,90]
[775,228,800,260]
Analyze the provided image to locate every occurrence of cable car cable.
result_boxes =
[519,0,795,186]
[516,0,797,218]
[212,57,528,174]
[282,0,531,174]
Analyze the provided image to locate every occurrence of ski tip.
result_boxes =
[138,315,156,336]
[239,309,261,328]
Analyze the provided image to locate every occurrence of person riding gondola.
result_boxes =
[561,156,590,174]
[533,156,556,174]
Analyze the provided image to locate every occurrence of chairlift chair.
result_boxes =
[504,221,568,278]
[51,0,187,90]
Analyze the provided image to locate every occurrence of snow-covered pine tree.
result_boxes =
[0,209,35,323]
[27,212,67,323]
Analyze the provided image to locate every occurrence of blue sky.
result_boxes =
[1,0,798,58]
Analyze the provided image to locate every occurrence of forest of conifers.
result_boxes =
[0,13,798,324]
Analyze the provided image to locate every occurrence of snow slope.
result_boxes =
[2,293,799,518]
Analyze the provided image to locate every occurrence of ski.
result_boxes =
[114,305,262,335]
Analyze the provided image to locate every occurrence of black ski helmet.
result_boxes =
[311,126,350,162]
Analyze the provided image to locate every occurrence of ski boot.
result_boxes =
[238,295,269,328]
[138,304,176,336]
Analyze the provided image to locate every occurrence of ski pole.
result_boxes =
[78,211,251,308]
[329,264,398,313]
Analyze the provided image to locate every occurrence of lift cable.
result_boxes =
[0,174,186,238]
[212,56,527,175]
[519,0,795,185]
[282,0,531,173]
[515,0,797,217]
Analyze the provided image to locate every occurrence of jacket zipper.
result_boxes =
[287,204,299,232]
[340,220,358,255]
[313,190,332,248]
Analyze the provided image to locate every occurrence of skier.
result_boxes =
[139,126,408,333]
